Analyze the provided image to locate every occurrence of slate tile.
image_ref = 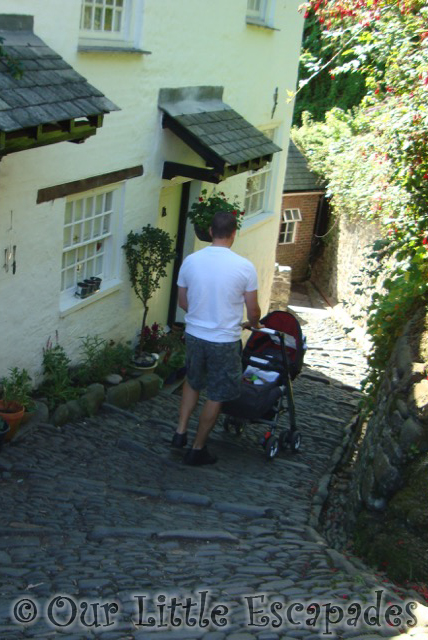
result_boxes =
[0,112,19,132]
[1,89,28,108]
[15,87,46,106]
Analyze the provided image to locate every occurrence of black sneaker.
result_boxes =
[184,446,218,466]
[171,432,187,448]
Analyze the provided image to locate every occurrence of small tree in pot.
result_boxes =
[123,225,176,355]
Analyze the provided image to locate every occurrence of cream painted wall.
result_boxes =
[0,0,304,380]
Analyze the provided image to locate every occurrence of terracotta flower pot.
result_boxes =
[0,401,25,442]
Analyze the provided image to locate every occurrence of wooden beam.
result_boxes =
[37,165,144,204]
[162,161,222,183]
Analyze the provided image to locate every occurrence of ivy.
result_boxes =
[295,0,428,400]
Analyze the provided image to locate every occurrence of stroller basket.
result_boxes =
[222,310,305,460]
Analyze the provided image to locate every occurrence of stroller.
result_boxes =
[222,310,305,460]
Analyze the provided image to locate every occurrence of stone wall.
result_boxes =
[311,213,382,332]
[269,264,292,312]
[348,308,428,583]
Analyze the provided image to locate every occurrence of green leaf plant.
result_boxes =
[122,225,176,355]
[295,0,428,402]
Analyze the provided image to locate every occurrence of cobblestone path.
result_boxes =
[0,298,427,639]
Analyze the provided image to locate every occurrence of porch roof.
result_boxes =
[159,86,281,183]
[0,14,119,156]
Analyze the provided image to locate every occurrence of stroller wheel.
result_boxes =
[290,431,301,452]
[235,421,244,436]
[265,435,279,461]
[279,430,291,450]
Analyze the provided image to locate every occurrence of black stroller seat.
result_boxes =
[222,310,305,460]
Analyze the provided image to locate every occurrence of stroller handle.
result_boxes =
[250,326,278,336]
[250,326,297,350]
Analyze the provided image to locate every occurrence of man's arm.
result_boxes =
[178,286,188,312]
[243,290,261,329]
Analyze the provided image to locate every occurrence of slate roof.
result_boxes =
[0,15,119,134]
[284,139,325,192]
[159,86,281,168]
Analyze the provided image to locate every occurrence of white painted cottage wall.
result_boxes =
[0,0,304,380]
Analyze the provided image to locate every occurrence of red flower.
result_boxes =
[423,237,428,245]
[375,87,380,94]
[198,197,203,202]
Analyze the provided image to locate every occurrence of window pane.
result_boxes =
[114,10,122,31]
[104,8,113,30]
[102,213,111,234]
[83,5,93,29]
[65,250,75,267]
[65,202,73,225]
[94,7,102,29]
[73,224,82,244]
[86,258,95,276]
[95,194,104,215]
[83,220,92,242]
[93,217,102,237]
[63,227,72,248]
[74,200,83,222]
[85,197,94,218]
[105,191,113,210]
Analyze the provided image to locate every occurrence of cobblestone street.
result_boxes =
[0,289,427,639]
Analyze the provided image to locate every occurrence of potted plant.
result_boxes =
[187,189,245,242]
[0,367,33,440]
[123,225,176,355]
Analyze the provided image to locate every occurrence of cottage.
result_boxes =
[276,139,326,282]
[0,0,304,380]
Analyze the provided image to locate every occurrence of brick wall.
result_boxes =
[275,192,321,282]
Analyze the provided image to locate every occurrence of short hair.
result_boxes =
[210,211,237,239]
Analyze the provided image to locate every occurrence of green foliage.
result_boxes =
[0,367,33,409]
[122,225,176,353]
[296,0,428,400]
[187,189,245,233]
[0,36,23,79]
[293,12,366,126]
[75,336,133,385]
[40,340,80,411]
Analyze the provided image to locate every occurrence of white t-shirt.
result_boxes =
[177,246,258,342]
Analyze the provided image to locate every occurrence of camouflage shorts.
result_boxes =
[185,333,242,402]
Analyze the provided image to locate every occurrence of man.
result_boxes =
[172,210,261,466]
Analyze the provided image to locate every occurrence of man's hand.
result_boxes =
[241,320,264,330]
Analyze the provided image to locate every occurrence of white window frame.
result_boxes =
[60,184,124,311]
[79,0,144,50]
[246,0,275,26]
[244,127,277,220]
[278,208,302,244]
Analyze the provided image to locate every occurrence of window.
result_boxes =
[80,0,125,34]
[278,208,302,244]
[244,163,272,216]
[79,0,144,50]
[246,0,274,26]
[244,128,276,218]
[61,185,123,302]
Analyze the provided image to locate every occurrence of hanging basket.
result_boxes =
[194,224,212,243]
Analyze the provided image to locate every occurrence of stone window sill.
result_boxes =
[60,281,122,318]
[245,18,279,31]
